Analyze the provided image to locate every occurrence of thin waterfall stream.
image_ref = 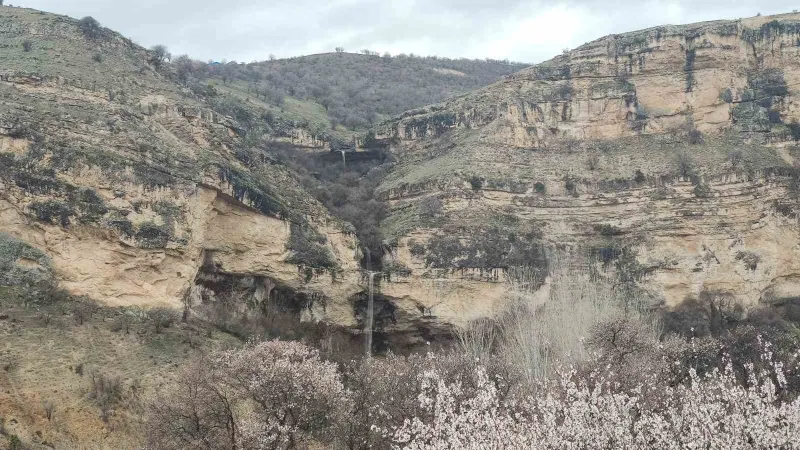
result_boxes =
[365,271,378,357]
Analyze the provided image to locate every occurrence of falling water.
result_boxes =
[340,150,346,170]
[365,247,372,272]
[365,271,377,357]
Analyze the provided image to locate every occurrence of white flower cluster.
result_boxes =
[392,346,800,449]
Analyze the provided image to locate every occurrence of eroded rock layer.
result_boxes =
[373,13,800,328]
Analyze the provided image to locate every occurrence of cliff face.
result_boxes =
[373,13,800,329]
[0,9,362,326]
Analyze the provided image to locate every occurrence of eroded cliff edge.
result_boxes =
[0,8,363,332]
[371,13,800,331]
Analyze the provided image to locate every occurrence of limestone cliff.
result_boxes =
[0,8,363,328]
[373,12,800,330]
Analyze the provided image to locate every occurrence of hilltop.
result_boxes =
[168,52,527,145]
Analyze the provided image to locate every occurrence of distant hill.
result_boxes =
[181,52,528,136]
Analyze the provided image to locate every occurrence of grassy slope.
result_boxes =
[0,287,238,449]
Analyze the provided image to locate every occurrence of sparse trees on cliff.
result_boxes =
[150,45,171,68]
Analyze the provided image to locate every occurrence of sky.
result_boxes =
[16,0,800,64]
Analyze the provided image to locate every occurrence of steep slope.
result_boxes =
[0,7,362,326]
[373,13,800,330]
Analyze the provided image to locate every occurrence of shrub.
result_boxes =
[586,153,600,170]
[135,222,171,249]
[78,16,102,39]
[150,45,171,68]
[8,435,22,450]
[286,223,338,272]
[88,370,123,422]
[720,87,734,103]
[693,182,713,198]
[593,223,624,236]
[28,200,73,227]
[72,301,96,325]
[727,149,744,169]
[408,240,426,258]
[564,178,578,196]
[788,121,800,141]
[148,307,178,333]
[92,53,103,63]
[633,169,646,183]
[735,250,760,271]
[675,151,695,178]
[382,259,411,281]
[418,196,444,219]
[21,40,32,52]
[687,127,704,144]
[534,181,546,193]
[469,175,483,191]
[42,400,55,421]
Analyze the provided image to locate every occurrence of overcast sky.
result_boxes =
[18,0,800,64]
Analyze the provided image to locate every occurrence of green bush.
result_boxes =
[78,16,102,39]
[286,223,338,272]
[720,88,734,103]
[135,222,171,249]
[675,151,695,179]
[564,178,578,196]
[534,182,546,194]
[693,182,713,198]
[469,175,483,191]
[593,224,624,236]
[29,200,73,227]
[408,240,426,257]
[423,224,547,273]
[0,232,52,287]
[383,260,412,281]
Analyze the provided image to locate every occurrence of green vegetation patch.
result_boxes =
[420,219,547,276]
[285,223,339,272]
[0,232,53,286]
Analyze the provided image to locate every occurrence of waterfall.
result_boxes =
[365,271,377,357]
[365,247,371,272]
[340,150,346,170]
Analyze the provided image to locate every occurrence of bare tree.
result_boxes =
[147,358,237,450]
[148,307,178,333]
[43,400,55,421]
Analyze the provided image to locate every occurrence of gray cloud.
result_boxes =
[18,0,800,64]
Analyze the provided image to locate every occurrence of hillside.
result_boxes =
[0,6,375,447]
[371,12,800,332]
[3,5,800,447]
[177,52,527,144]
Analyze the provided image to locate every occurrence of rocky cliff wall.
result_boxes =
[372,13,800,331]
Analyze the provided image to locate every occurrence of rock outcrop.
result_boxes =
[0,8,363,329]
[373,12,800,329]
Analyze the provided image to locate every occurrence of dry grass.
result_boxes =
[0,291,238,449]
